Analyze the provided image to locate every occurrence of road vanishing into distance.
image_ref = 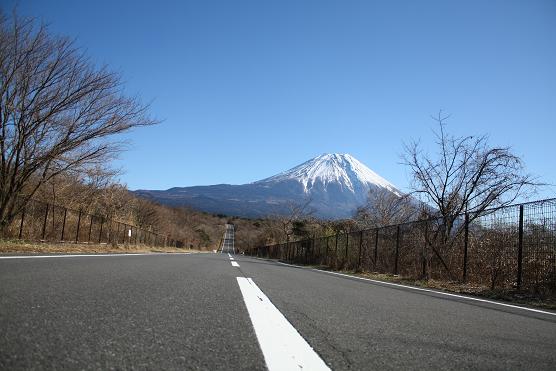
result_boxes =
[220,223,236,254]
[1,251,556,370]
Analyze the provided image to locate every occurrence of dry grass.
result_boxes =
[0,239,201,255]
[351,271,556,310]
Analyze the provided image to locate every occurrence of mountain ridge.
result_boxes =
[134,153,401,219]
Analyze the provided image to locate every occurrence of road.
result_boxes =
[1,252,555,370]
[220,223,235,254]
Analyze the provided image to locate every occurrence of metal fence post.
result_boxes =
[517,204,524,289]
[18,207,26,240]
[463,213,469,282]
[422,221,428,278]
[334,234,339,266]
[394,225,400,275]
[345,232,349,266]
[358,230,363,270]
[310,236,315,263]
[325,236,329,265]
[98,218,104,243]
[374,228,379,270]
[60,208,67,241]
[108,220,113,245]
[88,215,94,243]
[75,210,82,243]
[116,223,121,244]
[41,204,49,240]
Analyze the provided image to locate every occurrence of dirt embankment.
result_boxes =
[0,240,203,255]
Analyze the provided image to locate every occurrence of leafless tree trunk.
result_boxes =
[0,12,157,234]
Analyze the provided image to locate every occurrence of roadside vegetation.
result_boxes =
[0,10,268,253]
[0,238,198,254]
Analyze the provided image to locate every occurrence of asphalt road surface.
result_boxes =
[220,223,235,254]
[1,252,555,370]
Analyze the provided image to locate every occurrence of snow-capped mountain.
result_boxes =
[256,153,400,197]
[134,153,402,219]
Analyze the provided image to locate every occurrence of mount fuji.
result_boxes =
[134,153,402,219]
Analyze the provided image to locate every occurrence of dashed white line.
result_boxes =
[231,261,240,267]
[237,277,330,371]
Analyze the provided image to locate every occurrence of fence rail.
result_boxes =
[2,197,183,248]
[248,198,556,294]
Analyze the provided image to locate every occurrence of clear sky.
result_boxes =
[6,0,556,198]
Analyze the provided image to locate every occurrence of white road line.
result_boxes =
[231,261,240,267]
[0,253,192,260]
[273,261,556,317]
[236,277,330,371]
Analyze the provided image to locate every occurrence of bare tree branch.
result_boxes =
[401,112,541,275]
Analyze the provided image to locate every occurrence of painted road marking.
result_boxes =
[273,261,556,317]
[0,253,192,259]
[231,261,240,267]
[237,277,330,371]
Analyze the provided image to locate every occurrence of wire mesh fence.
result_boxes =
[2,197,183,248]
[248,198,556,294]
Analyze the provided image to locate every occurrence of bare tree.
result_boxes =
[0,12,156,233]
[355,188,417,229]
[274,198,314,244]
[402,112,539,277]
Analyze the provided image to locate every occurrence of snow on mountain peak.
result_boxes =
[257,153,400,195]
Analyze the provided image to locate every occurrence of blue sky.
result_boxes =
[6,0,556,198]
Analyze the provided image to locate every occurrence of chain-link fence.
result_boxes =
[2,197,183,248]
[248,198,556,294]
